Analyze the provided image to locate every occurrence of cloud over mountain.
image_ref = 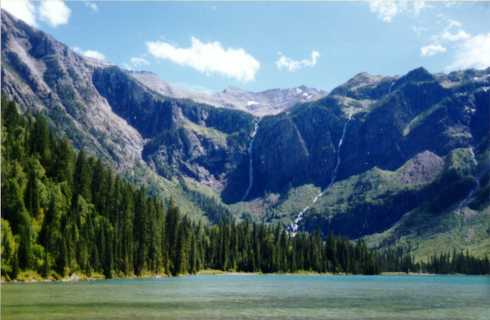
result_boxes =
[39,0,71,27]
[2,0,37,26]
[276,51,320,72]
[2,0,71,27]
[146,37,260,82]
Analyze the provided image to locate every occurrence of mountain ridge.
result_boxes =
[128,69,327,116]
[2,9,490,258]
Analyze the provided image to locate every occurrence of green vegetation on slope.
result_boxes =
[363,147,490,260]
[0,98,390,280]
[2,98,488,281]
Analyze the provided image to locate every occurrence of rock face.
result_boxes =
[129,70,326,116]
[2,9,490,241]
[1,10,143,167]
[301,151,447,238]
[92,66,254,190]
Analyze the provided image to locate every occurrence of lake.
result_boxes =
[2,275,489,320]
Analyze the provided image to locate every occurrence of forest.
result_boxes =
[1,97,489,280]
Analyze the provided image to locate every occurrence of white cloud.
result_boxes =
[368,0,398,23]
[424,17,490,70]
[448,33,490,71]
[129,57,150,69]
[2,0,37,26]
[84,1,98,12]
[440,29,470,42]
[276,51,320,72]
[420,44,447,57]
[146,37,260,82]
[39,0,71,27]
[420,18,471,58]
[73,47,106,61]
[368,0,426,23]
[82,50,106,61]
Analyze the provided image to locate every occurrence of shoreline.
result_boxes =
[3,270,483,284]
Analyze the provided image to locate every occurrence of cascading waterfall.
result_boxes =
[240,118,261,202]
[457,148,480,214]
[457,179,480,214]
[289,112,352,234]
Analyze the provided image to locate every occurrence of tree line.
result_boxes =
[377,247,490,275]
[1,97,489,280]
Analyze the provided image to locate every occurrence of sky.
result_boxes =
[2,1,490,93]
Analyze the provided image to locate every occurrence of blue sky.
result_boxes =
[3,1,490,92]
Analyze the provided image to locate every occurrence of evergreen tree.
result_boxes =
[17,211,33,270]
[133,190,147,275]
[73,149,92,203]
[31,114,51,167]
[165,202,180,275]
[175,217,190,275]
[24,159,41,217]
[53,138,75,185]
[1,219,17,279]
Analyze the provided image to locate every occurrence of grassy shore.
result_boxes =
[2,269,468,283]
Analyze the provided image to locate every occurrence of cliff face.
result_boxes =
[1,10,143,167]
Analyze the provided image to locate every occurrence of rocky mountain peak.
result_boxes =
[329,72,394,101]
[349,72,383,85]
[394,67,434,87]
[130,69,326,116]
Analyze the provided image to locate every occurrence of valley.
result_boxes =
[1,8,490,264]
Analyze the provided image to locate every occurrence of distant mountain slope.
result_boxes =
[129,70,326,116]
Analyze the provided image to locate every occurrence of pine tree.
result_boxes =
[31,115,52,168]
[102,220,114,278]
[1,219,17,278]
[133,190,147,275]
[17,211,33,270]
[24,159,41,217]
[73,149,92,203]
[165,202,180,275]
[54,138,75,185]
[175,218,189,275]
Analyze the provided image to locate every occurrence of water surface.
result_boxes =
[2,275,489,319]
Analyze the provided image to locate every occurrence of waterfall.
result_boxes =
[289,113,352,234]
[457,148,480,214]
[457,179,480,214]
[241,119,260,202]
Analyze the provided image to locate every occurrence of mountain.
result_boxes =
[2,9,489,258]
[128,70,326,116]
[1,11,142,166]
[0,9,230,222]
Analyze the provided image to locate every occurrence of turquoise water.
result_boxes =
[2,275,489,319]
